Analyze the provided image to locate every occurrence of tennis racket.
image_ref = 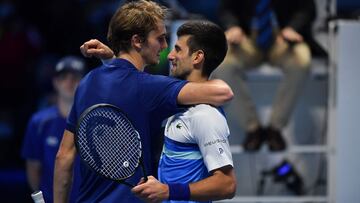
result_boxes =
[75,103,148,187]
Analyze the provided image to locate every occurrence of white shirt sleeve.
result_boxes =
[190,105,233,172]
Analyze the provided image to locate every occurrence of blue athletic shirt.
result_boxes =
[159,104,233,203]
[66,58,187,203]
[21,106,81,203]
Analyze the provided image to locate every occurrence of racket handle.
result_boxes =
[31,190,45,203]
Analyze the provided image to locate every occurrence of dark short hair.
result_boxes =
[177,20,227,77]
[107,0,167,56]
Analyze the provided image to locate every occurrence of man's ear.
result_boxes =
[192,50,205,65]
[131,34,143,50]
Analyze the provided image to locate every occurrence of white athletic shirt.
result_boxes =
[158,104,233,203]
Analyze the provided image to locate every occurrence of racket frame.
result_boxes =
[75,103,148,187]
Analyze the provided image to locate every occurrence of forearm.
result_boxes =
[26,161,41,191]
[177,79,233,106]
[28,177,40,192]
[132,168,236,202]
[189,168,236,201]
[53,130,76,203]
[53,154,74,203]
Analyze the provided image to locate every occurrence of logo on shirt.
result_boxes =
[176,123,182,129]
[46,136,59,147]
[204,138,227,147]
[219,148,224,154]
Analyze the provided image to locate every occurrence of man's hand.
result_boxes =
[280,27,303,43]
[80,39,115,60]
[225,26,245,45]
[131,176,169,203]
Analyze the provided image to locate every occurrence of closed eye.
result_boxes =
[174,44,181,52]
[157,34,166,44]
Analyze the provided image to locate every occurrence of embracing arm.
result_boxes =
[53,130,77,203]
[132,166,236,202]
[178,79,234,107]
[25,160,42,191]
[80,39,234,106]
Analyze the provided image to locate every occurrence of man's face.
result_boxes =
[54,72,82,102]
[141,21,168,66]
[168,35,193,80]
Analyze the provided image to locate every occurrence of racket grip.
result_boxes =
[31,190,45,203]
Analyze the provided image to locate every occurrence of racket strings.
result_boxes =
[77,107,142,180]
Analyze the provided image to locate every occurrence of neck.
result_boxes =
[57,97,72,118]
[186,69,208,82]
[118,50,145,71]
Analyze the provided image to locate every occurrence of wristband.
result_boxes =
[168,183,190,200]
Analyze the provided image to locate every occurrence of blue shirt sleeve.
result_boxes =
[21,114,43,160]
[139,73,187,119]
[66,90,79,133]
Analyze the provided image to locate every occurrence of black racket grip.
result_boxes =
[140,157,148,182]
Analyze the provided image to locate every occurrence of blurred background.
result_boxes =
[0,0,360,202]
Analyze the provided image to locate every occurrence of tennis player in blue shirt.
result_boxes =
[79,20,237,203]
[53,1,233,203]
[22,56,85,203]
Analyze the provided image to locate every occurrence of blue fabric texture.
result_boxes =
[66,58,187,202]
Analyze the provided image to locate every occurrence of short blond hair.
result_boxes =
[107,0,167,55]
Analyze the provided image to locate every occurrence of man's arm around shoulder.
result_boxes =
[178,79,234,107]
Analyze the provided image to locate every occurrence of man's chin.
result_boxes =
[144,57,158,65]
[148,60,160,66]
[170,73,186,80]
